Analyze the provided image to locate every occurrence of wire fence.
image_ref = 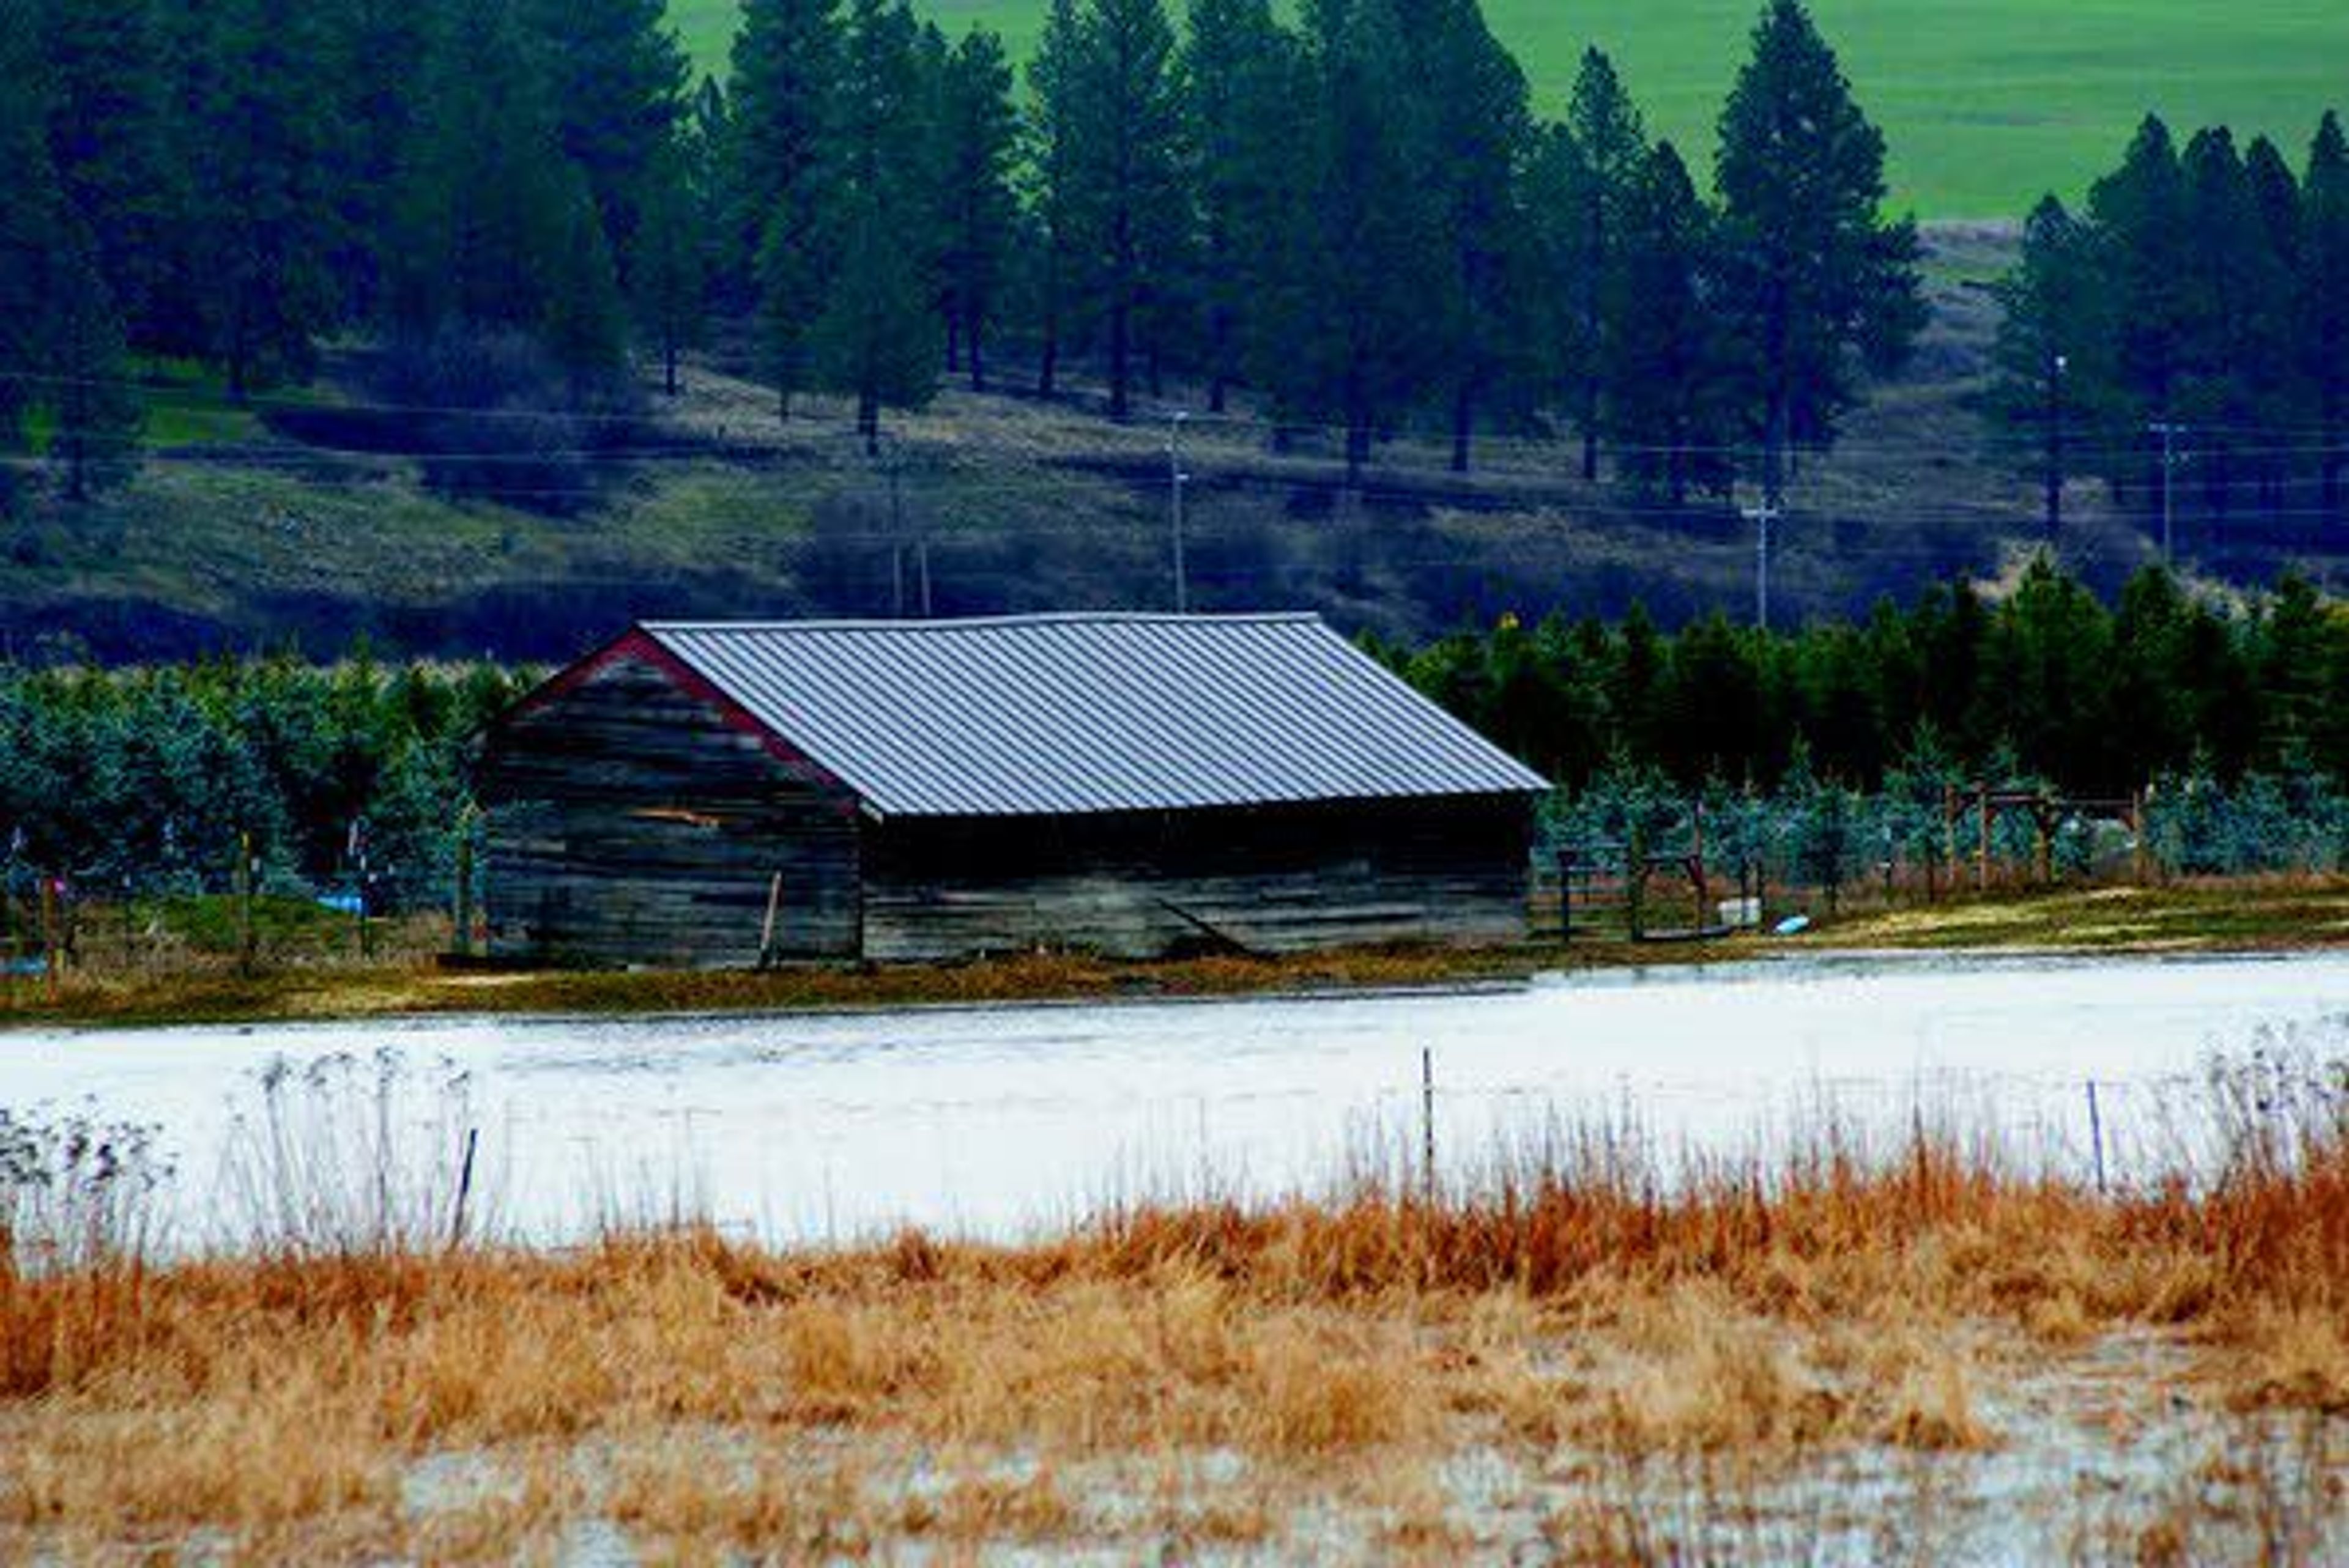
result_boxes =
[1531,768,2349,939]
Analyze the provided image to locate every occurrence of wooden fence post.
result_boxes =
[1976,788,1991,893]
[2036,792,2054,887]
[237,831,258,975]
[1420,1048,1436,1206]
[1625,827,1646,941]
[1690,802,1708,932]
[1939,783,1956,901]
[40,873,59,1003]
[450,1127,480,1249]
[2086,1079,2107,1195]
[2133,784,2153,886]
[453,830,475,958]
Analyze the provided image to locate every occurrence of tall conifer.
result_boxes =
[1065,0,1187,419]
[184,0,341,396]
[1539,49,1644,481]
[1263,0,1442,481]
[1408,0,1532,472]
[1603,142,1734,504]
[1988,196,2106,537]
[1179,0,1295,412]
[729,0,841,412]
[929,28,1019,390]
[1713,0,1921,509]
[811,0,939,451]
[2301,114,2349,517]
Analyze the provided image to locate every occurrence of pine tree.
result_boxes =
[183,0,343,397]
[542,179,631,393]
[1539,48,1644,482]
[729,0,841,412]
[2244,135,2302,259]
[0,0,68,506]
[2175,127,2288,527]
[47,224,143,502]
[320,0,440,323]
[1064,0,1187,420]
[517,0,689,290]
[929,27,1019,390]
[810,0,938,451]
[1026,0,1083,398]
[2238,135,2305,512]
[1263,0,1442,481]
[2254,571,2333,771]
[634,135,707,396]
[1406,0,1532,472]
[1601,142,1734,505]
[2087,116,2189,509]
[1713,0,1921,512]
[1179,0,1296,412]
[39,0,190,352]
[388,0,602,346]
[2302,113,2349,519]
[1988,195,2104,538]
[691,75,733,280]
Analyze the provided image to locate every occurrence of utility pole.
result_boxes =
[882,435,924,617]
[1742,496,1782,631]
[2045,352,2068,540]
[2149,420,2186,566]
[1167,411,1190,613]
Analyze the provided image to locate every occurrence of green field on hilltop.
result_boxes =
[667,0,2348,217]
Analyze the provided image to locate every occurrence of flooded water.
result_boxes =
[3,952,2343,1249]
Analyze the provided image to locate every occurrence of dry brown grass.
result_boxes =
[1,1106,2342,1561]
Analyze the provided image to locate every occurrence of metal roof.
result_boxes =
[637,613,1548,818]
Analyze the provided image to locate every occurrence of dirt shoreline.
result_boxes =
[2,879,2343,1032]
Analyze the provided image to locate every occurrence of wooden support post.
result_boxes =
[759,871,784,969]
[1557,849,1573,944]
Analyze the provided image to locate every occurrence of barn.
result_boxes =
[477,613,1549,967]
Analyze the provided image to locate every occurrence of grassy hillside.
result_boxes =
[669,0,2349,217]
[2,227,2337,665]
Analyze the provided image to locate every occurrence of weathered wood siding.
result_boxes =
[478,653,861,967]
[861,797,1534,961]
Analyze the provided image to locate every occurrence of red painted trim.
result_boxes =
[494,626,645,723]
[488,625,864,816]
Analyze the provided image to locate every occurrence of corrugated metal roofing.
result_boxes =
[637,613,1548,819]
